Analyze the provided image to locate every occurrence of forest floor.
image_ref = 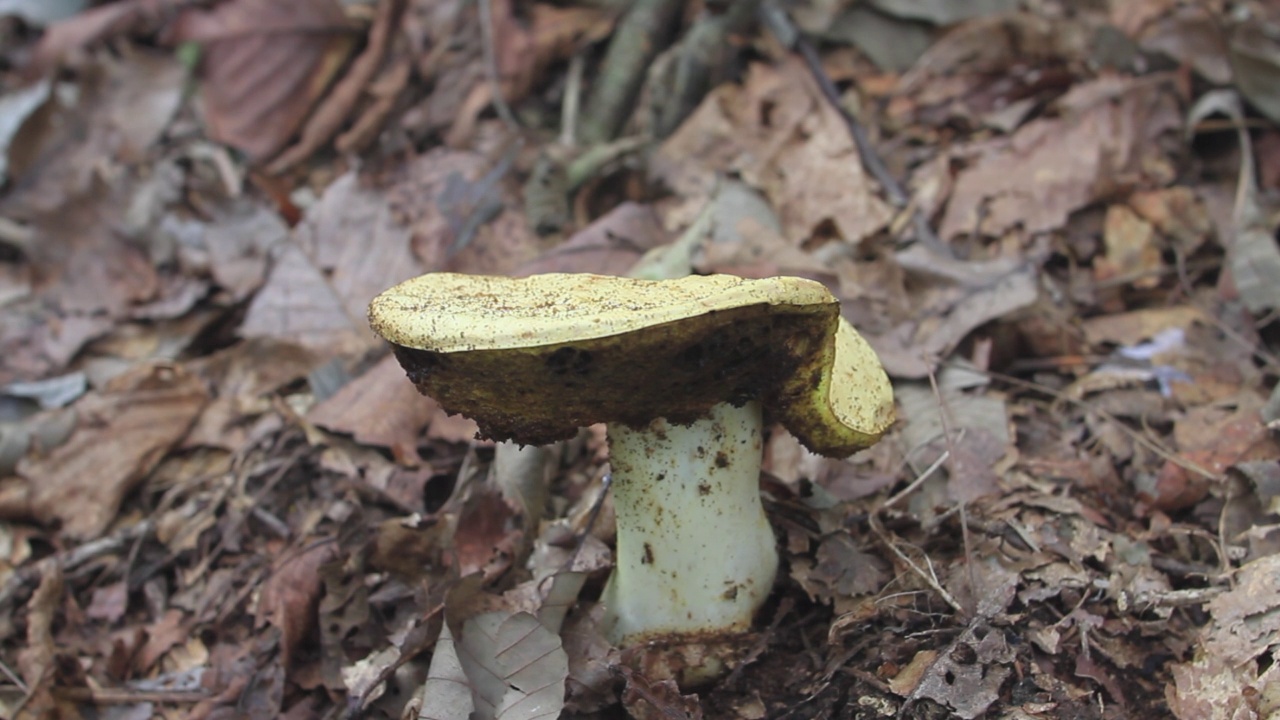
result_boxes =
[2,0,1280,718]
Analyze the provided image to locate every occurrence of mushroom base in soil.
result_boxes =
[367,272,895,682]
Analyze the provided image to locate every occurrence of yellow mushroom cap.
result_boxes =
[368,272,894,453]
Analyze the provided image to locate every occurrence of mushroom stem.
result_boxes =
[601,400,778,646]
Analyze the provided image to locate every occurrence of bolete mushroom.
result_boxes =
[368,273,893,670]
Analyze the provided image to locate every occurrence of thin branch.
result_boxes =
[760,2,949,253]
[478,0,520,131]
[0,520,155,608]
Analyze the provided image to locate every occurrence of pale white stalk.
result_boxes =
[600,401,778,645]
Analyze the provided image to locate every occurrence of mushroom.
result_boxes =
[368,272,893,672]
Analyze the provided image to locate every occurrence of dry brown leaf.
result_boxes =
[903,627,1012,719]
[456,611,569,720]
[85,580,128,623]
[791,532,887,604]
[309,354,433,466]
[1129,1,1231,84]
[1228,9,1280,126]
[452,487,522,581]
[1127,186,1213,253]
[516,202,668,276]
[562,605,618,713]
[14,362,208,539]
[135,608,189,673]
[9,52,179,217]
[1168,651,1280,720]
[1141,400,1280,512]
[652,58,893,246]
[491,0,614,108]
[1204,554,1280,666]
[871,244,1040,377]
[240,241,374,357]
[15,569,66,719]
[256,541,339,677]
[24,0,193,76]
[889,648,937,696]
[183,338,316,450]
[619,664,703,720]
[892,11,1091,130]
[317,547,373,693]
[202,200,291,302]
[939,75,1181,240]
[169,0,360,162]
[1081,306,1208,347]
[387,148,539,276]
[297,170,426,321]
[1098,204,1162,289]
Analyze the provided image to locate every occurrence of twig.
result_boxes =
[565,135,646,191]
[0,520,155,608]
[477,0,519,131]
[926,369,977,616]
[564,472,613,573]
[560,53,585,147]
[879,448,950,511]
[869,513,966,616]
[53,687,209,704]
[981,366,1219,481]
[723,596,794,687]
[1119,585,1224,613]
[0,655,28,694]
[581,0,683,143]
[759,3,950,254]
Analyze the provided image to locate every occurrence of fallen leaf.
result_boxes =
[24,0,191,76]
[516,202,668,276]
[240,241,374,357]
[1168,651,1280,720]
[1081,306,1208,346]
[266,0,405,172]
[417,621,476,719]
[652,58,893,247]
[85,580,129,623]
[135,609,189,673]
[869,0,1020,25]
[1129,1,1231,84]
[906,630,1011,719]
[309,354,434,466]
[452,487,522,581]
[202,200,290,301]
[15,362,209,539]
[256,541,339,678]
[455,611,569,720]
[793,532,888,605]
[169,0,360,162]
[619,663,702,720]
[1228,10,1280,125]
[939,75,1181,240]
[16,570,66,718]
[872,244,1040,377]
[1098,203,1162,289]
[1203,554,1280,666]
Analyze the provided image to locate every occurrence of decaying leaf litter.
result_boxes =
[2,0,1280,717]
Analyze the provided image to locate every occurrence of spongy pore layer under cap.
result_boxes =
[368,272,894,454]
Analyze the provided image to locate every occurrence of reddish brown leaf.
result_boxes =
[308,354,434,466]
[169,0,361,161]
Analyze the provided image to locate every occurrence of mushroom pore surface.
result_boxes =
[390,301,832,445]
[369,273,893,452]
